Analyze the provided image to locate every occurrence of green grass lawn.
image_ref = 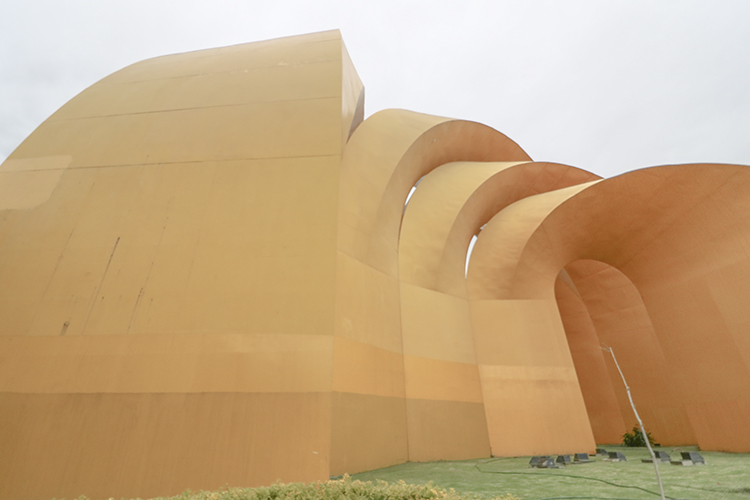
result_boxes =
[351,446,750,500]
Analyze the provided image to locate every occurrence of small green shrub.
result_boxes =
[622,426,659,447]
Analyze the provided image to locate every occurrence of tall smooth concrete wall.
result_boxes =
[0,31,361,500]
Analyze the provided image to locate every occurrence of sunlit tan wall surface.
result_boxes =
[0,31,363,500]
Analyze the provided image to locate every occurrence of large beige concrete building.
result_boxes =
[2,31,750,499]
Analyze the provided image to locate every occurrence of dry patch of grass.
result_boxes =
[84,476,518,500]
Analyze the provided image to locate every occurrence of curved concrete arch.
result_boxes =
[506,164,750,451]
[508,164,750,298]
[338,109,532,277]
[466,180,601,300]
[558,259,698,446]
[463,183,602,456]
[332,110,531,472]
[398,161,525,291]
[395,160,599,461]
[397,166,603,458]
[399,161,600,297]
[555,270,629,444]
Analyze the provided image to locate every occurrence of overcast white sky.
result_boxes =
[2,0,749,178]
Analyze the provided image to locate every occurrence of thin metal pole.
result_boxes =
[604,345,666,500]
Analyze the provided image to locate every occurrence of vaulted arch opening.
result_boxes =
[556,260,698,446]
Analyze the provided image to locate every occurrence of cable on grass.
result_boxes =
[474,459,683,500]
[669,484,750,495]
[475,458,750,499]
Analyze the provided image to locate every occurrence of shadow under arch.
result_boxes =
[556,259,698,446]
